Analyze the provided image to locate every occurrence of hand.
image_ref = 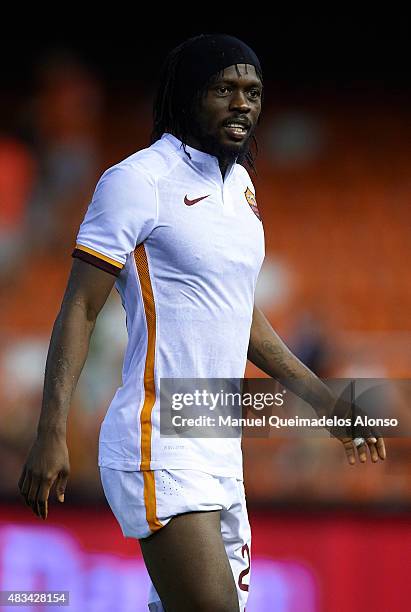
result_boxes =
[325,395,387,465]
[18,432,70,520]
[339,435,386,465]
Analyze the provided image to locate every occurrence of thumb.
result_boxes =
[55,472,68,503]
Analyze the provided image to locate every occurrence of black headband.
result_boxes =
[174,34,262,107]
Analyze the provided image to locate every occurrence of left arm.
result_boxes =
[248,305,386,463]
[248,306,333,417]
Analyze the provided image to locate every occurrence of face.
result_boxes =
[188,63,263,161]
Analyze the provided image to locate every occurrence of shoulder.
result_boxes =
[88,148,163,217]
[107,139,182,186]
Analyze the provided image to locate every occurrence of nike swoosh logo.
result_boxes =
[184,194,210,206]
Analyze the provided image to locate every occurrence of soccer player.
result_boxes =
[18,34,386,611]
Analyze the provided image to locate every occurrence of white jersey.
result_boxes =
[73,133,265,479]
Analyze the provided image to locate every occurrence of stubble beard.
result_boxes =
[190,117,254,164]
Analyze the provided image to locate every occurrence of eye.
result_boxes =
[248,89,261,99]
[215,86,232,95]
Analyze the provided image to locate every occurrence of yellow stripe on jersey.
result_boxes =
[134,243,157,471]
[134,243,162,532]
[143,471,163,532]
[75,243,123,269]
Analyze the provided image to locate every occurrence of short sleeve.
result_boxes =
[72,164,157,276]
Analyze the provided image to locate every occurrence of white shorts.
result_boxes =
[100,467,251,611]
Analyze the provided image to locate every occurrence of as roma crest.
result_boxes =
[245,187,261,221]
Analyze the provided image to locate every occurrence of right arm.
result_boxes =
[18,258,116,520]
[19,163,158,519]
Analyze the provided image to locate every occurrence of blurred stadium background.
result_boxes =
[0,22,410,611]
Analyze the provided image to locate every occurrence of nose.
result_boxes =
[229,89,250,112]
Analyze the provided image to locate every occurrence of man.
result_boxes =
[18,34,386,611]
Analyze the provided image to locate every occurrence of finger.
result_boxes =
[356,440,368,463]
[367,440,378,463]
[367,443,379,463]
[20,471,33,506]
[376,438,386,460]
[55,472,69,503]
[27,477,40,515]
[342,439,356,465]
[19,469,30,499]
[36,480,53,520]
[18,467,27,492]
[366,438,379,463]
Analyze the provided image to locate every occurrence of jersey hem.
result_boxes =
[98,458,243,479]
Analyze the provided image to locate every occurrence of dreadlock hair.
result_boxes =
[151,36,263,175]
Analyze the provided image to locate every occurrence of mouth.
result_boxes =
[222,120,250,141]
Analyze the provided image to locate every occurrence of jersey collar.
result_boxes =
[161,132,236,181]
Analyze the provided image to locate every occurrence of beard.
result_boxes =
[189,115,254,164]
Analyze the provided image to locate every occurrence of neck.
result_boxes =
[219,159,230,178]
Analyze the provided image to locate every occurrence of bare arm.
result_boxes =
[248,305,334,417]
[248,305,386,464]
[18,259,116,518]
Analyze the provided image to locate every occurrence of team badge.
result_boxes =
[245,187,261,220]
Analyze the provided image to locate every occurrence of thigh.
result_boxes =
[140,510,240,612]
